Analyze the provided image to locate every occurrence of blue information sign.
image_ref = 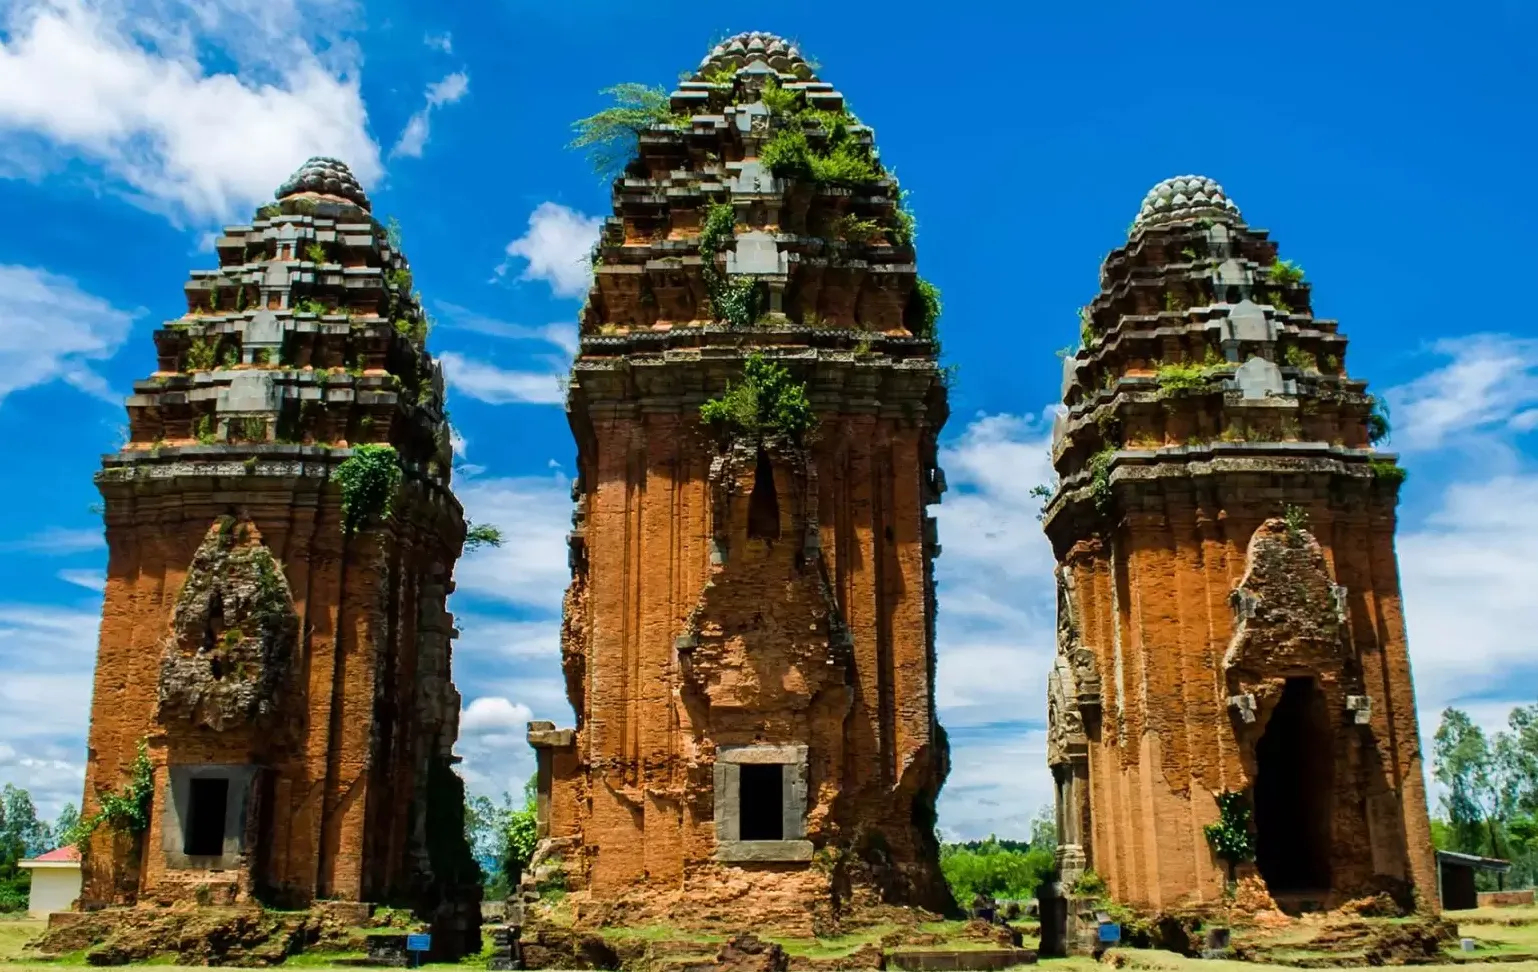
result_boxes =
[1097,922,1121,944]
[406,934,432,953]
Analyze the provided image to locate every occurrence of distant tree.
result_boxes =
[1434,708,1502,857]
[0,784,52,913]
[939,805,1057,903]
[53,804,79,849]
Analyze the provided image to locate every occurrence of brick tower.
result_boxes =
[79,159,480,951]
[526,32,952,929]
[1042,176,1436,915]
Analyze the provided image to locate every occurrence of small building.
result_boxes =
[17,847,81,917]
[1436,849,1511,911]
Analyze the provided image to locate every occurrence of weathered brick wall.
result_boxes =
[1065,489,1435,910]
[550,399,948,910]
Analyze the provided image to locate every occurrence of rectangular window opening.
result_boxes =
[185,777,230,857]
[739,763,784,841]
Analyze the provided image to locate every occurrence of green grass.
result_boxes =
[598,924,724,945]
[0,921,45,963]
[766,924,893,958]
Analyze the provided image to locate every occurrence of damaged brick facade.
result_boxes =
[78,158,481,955]
[1042,176,1436,912]
[529,32,953,926]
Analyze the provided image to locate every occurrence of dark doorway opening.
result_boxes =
[747,448,781,541]
[185,777,230,857]
[739,764,784,840]
[1254,676,1333,893]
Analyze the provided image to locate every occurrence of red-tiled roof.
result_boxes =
[26,846,81,864]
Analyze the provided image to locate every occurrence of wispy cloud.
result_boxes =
[0,265,138,405]
[0,603,101,816]
[1387,334,1538,452]
[440,351,567,406]
[0,526,104,554]
[0,0,381,224]
[391,70,469,160]
[57,568,105,592]
[435,302,579,357]
[495,202,602,299]
[422,31,452,54]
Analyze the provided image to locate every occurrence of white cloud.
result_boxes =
[496,202,602,299]
[57,568,105,592]
[423,31,452,54]
[1388,334,1538,452]
[938,728,1051,842]
[1400,473,1538,709]
[453,473,573,613]
[440,351,567,406]
[0,525,105,553]
[390,70,468,160]
[0,0,380,224]
[933,412,1059,729]
[923,410,1060,838]
[460,696,534,736]
[436,302,579,357]
[0,264,138,404]
[0,603,100,817]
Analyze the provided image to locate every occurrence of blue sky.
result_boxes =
[0,0,1534,841]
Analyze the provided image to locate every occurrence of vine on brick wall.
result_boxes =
[698,202,762,327]
[334,444,403,533]
[69,739,154,847]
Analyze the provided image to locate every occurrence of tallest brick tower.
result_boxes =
[79,159,480,953]
[1042,176,1436,915]
[527,32,952,928]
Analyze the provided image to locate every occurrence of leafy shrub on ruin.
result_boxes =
[700,353,813,441]
[910,277,942,339]
[334,444,402,533]
[464,522,504,552]
[1203,790,1257,876]
[697,202,762,327]
[570,84,685,180]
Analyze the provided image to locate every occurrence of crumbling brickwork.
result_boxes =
[529,33,952,926]
[1042,176,1436,913]
[78,159,480,955]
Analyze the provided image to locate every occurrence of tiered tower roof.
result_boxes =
[575,29,940,374]
[102,157,454,494]
[1043,173,1400,541]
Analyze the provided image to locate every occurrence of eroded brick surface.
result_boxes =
[529,33,952,927]
[77,158,480,956]
[1042,176,1436,914]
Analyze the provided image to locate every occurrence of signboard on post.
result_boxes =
[406,933,431,967]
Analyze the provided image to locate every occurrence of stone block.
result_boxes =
[1222,299,1273,344]
[1346,695,1373,724]
[216,372,278,412]
[726,230,787,276]
[1233,356,1285,399]
[1228,694,1257,723]
[730,160,777,195]
[714,839,814,863]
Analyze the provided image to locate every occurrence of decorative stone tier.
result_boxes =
[119,165,448,477]
[1046,197,1386,529]
[580,34,930,338]
[532,33,953,930]
[1039,176,1434,925]
[77,160,479,958]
